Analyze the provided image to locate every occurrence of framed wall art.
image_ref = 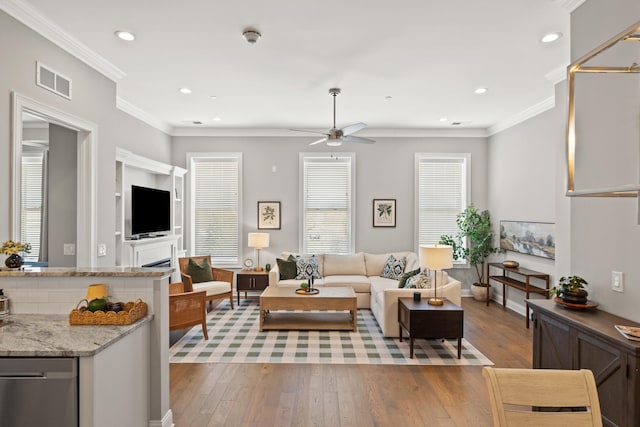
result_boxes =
[257,201,281,230]
[500,220,555,260]
[373,199,396,227]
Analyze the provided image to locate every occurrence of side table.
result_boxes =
[398,298,464,359]
[236,269,269,305]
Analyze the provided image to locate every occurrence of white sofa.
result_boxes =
[269,251,461,337]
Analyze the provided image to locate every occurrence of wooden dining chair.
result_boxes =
[482,367,602,426]
[169,282,208,340]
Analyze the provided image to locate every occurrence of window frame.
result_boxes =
[414,153,471,264]
[299,152,356,255]
[187,152,243,268]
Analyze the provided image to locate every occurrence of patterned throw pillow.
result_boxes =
[380,255,407,280]
[276,255,298,280]
[187,258,214,283]
[398,268,421,288]
[295,255,322,280]
[404,273,432,289]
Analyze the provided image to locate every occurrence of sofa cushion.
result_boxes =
[323,253,366,276]
[365,251,415,276]
[187,257,214,283]
[282,252,325,276]
[192,280,230,297]
[276,255,297,280]
[322,275,371,293]
[398,268,421,288]
[380,255,406,280]
[295,255,322,280]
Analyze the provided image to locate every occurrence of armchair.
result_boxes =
[178,256,234,309]
[169,282,208,339]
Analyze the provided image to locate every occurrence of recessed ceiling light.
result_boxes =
[212,117,221,121]
[179,87,192,94]
[114,30,135,41]
[385,95,393,99]
[474,87,488,94]
[439,117,448,122]
[209,95,217,100]
[540,32,563,43]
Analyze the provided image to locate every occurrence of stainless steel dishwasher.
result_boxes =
[0,357,78,427]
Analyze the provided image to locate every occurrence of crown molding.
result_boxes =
[170,127,489,138]
[116,97,172,135]
[545,64,568,85]
[0,0,125,81]
[550,0,586,13]
[487,96,555,136]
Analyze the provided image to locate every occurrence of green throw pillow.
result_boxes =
[187,258,214,283]
[398,268,421,288]
[276,255,297,280]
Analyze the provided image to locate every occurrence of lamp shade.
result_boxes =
[248,232,270,249]
[419,244,453,270]
[86,283,108,300]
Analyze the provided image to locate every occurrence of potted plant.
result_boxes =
[550,275,588,304]
[0,240,31,269]
[439,205,503,301]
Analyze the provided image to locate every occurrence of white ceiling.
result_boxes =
[8,0,574,134]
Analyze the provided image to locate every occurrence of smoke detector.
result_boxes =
[243,28,261,44]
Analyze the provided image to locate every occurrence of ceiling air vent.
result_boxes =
[36,62,72,100]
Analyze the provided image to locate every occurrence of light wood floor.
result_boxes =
[170,297,533,427]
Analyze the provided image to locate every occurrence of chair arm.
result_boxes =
[181,272,194,292]
[212,267,234,288]
[169,290,207,326]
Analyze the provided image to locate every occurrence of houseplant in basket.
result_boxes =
[550,275,588,304]
[439,205,503,301]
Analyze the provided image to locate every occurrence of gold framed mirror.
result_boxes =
[566,20,640,197]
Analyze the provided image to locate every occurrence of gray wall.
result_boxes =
[0,10,172,266]
[172,135,487,286]
[47,123,77,266]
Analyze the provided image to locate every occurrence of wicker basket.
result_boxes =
[69,298,148,325]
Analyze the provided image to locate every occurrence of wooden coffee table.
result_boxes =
[259,286,357,332]
[398,297,464,358]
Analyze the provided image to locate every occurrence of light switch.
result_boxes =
[63,243,75,256]
[98,244,107,257]
[612,271,624,292]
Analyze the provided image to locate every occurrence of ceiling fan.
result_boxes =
[290,88,376,146]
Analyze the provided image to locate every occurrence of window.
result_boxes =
[300,153,355,254]
[415,153,470,257]
[188,153,242,266]
[21,151,46,262]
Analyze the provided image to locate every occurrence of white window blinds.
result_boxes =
[189,153,242,266]
[21,153,44,261]
[301,154,354,254]
[416,154,469,251]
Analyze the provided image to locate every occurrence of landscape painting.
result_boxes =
[500,221,555,260]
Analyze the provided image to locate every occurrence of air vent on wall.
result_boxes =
[36,62,72,100]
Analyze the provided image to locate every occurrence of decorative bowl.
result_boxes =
[502,260,519,268]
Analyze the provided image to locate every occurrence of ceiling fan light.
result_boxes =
[327,140,343,147]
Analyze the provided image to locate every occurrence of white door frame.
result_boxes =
[11,92,98,267]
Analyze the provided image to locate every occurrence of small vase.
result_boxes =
[5,253,24,269]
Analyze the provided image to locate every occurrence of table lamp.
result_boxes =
[248,232,269,271]
[420,244,453,306]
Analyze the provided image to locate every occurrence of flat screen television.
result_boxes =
[131,185,171,237]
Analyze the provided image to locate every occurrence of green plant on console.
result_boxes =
[550,275,588,298]
[439,204,504,286]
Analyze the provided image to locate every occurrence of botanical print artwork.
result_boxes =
[373,199,396,227]
[500,220,555,260]
[258,201,281,229]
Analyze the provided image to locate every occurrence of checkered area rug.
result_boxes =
[170,300,493,366]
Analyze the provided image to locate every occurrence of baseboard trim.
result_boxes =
[148,409,174,427]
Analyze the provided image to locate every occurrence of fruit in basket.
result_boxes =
[87,298,108,312]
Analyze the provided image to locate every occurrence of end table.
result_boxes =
[398,297,464,359]
[236,269,269,305]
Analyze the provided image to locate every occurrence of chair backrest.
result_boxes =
[178,256,212,275]
[482,367,602,427]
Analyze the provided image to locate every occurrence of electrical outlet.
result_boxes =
[611,271,624,292]
[63,243,75,256]
[98,244,107,257]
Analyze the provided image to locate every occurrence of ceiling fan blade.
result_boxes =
[289,128,330,136]
[342,135,376,144]
[341,122,367,136]
[309,137,328,146]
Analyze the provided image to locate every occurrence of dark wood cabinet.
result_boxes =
[236,269,269,305]
[528,299,640,427]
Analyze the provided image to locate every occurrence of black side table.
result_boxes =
[236,269,269,305]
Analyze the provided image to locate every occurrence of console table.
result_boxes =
[528,299,640,427]
[487,262,549,328]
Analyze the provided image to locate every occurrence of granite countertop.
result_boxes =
[0,266,173,277]
[0,313,153,357]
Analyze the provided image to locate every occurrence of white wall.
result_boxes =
[172,135,488,288]
[0,11,172,266]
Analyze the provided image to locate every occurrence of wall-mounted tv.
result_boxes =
[131,185,171,237]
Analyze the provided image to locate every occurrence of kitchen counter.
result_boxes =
[0,266,172,277]
[0,314,152,357]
